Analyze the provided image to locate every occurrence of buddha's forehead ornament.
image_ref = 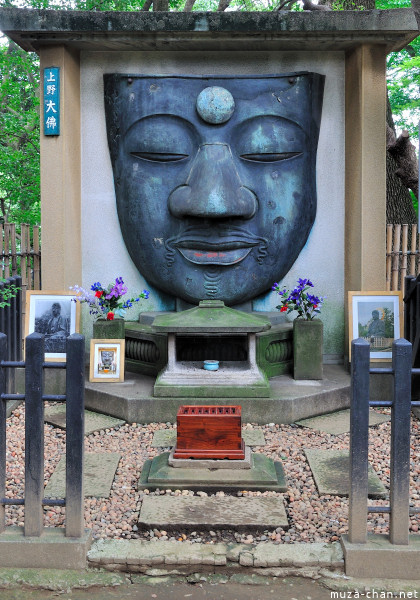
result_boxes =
[104,73,325,305]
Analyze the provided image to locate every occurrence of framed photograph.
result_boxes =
[89,339,125,383]
[348,291,403,361]
[25,290,80,362]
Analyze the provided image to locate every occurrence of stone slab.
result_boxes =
[296,409,390,435]
[304,449,386,498]
[152,428,265,448]
[138,495,288,531]
[0,526,91,570]
[168,445,252,469]
[341,534,420,580]
[139,452,287,492]
[44,406,125,435]
[45,452,121,498]
[154,364,270,398]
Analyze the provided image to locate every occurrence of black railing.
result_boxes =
[349,338,420,544]
[0,332,85,538]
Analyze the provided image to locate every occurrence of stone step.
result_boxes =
[138,495,289,532]
[139,452,287,493]
[84,364,351,424]
[87,538,344,571]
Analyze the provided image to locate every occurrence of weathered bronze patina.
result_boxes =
[104,73,324,305]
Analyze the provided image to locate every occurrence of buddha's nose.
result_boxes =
[168,143,257,219]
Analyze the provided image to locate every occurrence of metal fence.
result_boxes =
[0,332,85,538]
[349,337,420,544]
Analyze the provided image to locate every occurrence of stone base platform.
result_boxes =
[0,527,92,570]
[341,534,420,580]
[138,451,287,492]
[84,364,350,424]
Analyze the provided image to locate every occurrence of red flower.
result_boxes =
[313,304,318,309]
[95,291,103,298]
[107,312,115,321]
[280,305,288,312]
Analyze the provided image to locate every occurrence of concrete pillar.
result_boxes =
[345,44,387,292]
[345,44,387,358]
[40,46,81,290]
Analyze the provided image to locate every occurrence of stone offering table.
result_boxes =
[152,300,271,398]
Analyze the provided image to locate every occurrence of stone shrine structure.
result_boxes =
[0,8,417,367]
[0,8,418,421]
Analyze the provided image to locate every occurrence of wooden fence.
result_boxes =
[0,223,41,293]
[386,224,420,291]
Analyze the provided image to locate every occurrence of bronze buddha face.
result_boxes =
[104,73,324,305]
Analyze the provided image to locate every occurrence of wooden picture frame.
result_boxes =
[25,290,80,362]
[348,291,403,362]
[89,339,125,383]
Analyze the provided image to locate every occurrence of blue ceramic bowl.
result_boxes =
[203,360,219,371]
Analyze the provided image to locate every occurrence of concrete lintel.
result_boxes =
[341,534,420,580]
[0,8,417,54]
[0,526,92,570]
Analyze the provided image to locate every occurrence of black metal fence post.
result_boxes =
[390,338,412,545]
[24,332,45,537]
[0,333,7,534]
[65,334,85,538]
[349,338,370,544]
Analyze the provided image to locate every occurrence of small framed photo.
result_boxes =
[89,339,125,383]
[25,291,80,362]
[348,291,403,361]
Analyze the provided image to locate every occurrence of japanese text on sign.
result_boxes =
[43,67,60,136]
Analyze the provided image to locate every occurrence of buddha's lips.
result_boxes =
[174,235,259,266]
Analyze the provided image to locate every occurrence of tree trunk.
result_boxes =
[386,97,416,225]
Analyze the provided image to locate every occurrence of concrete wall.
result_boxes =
[80,50,345,359]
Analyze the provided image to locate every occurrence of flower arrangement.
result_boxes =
[272,278,324,321]
[71,277,149,321]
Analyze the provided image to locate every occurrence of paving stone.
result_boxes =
[151,428,265,448]
[151,430,176,447]
[139,452,287,492]
[252,541,344,568]
[88,539,226,566]
[44,452,121,498]
[296,408,390,435]
[44,406,125,435]
[139,496,288,531]
[304,449,386,497]
[241,429,266,446]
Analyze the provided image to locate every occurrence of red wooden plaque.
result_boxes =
[173,405,245,460]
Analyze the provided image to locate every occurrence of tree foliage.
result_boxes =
[0,39,40,225]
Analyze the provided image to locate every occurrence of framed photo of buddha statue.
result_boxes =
[348,291,403,362]
[25,290,80,362]
[89,339,125,383]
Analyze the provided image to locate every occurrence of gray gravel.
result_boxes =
[4,406,420,544]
